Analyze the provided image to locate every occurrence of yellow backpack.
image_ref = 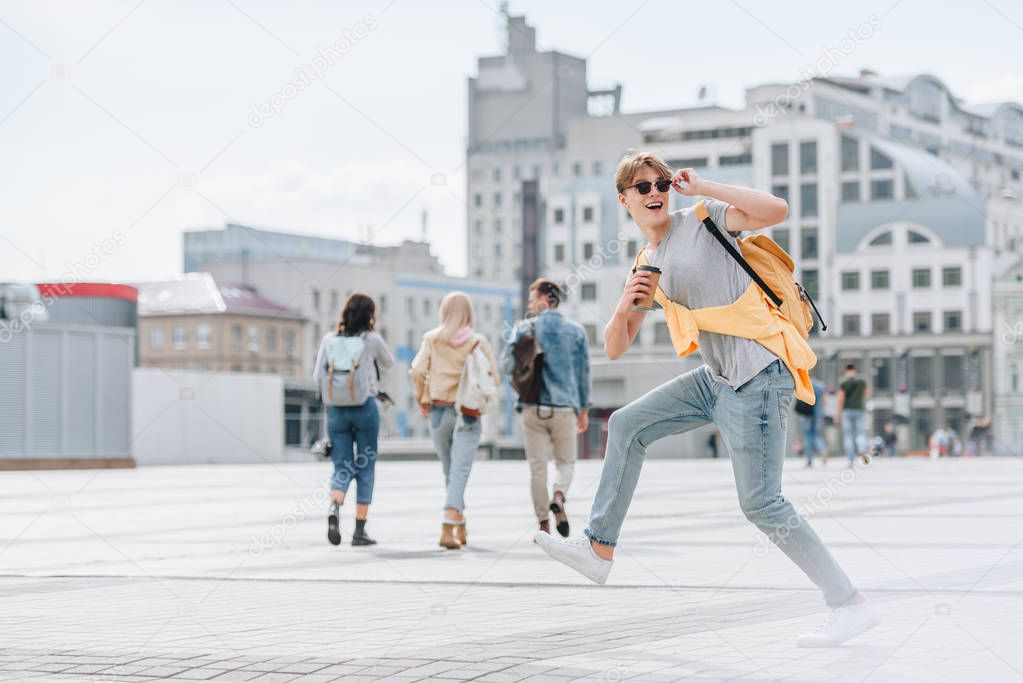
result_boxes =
[692,200,824,338]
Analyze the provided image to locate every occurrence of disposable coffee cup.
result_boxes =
[632,264,661,311]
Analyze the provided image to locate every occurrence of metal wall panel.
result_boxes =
[0,331,27,455]
[101,334,132,455]
[30,330,61,455]
[66,332,97,455]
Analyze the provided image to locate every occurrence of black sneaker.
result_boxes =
[549,494,570,538]
[327,502,342,546]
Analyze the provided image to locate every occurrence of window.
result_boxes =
[495,218,503,233]
[942,266,962,287]
[871,313,890,335]
[554,208,565,224]
[654,322,672,345]
[842,314,861,336]
[908,230,930,244]
[198,362,211,372]
[772,184,789,203]
[379,295,387,314]
[329,290,338,311]
[942,355,964,392]
[720,153,752,165]
[800,141,817,174]
[800,183,817,217]
[841,135,859,171]
[772,228,790,253]
[554,244,565,262]
[284,330,295,359]
[583,243,594,260]
[513,165,521,180]
[912,355,934,392]
[581,283,597,301]
[196,324,212,349]
[493,167,502,181]
[266,365,276,374]
[869,231,892,246]
[874,357,892,391]
[771,142,789,176]
[231,325,243,350]
[494,192,502,206]
[802,269,819,300]
[675,157,708,168]
[841,271,860,290]
[801,228,818,259]
[583,206,594,222]
[871,179,894,200]
[583,324,598,345]
[473,193,482,207]
[871,269,890,289]
[573,162,582,177]
[912,268,932,288]
[266,327,277,352]
[592,161,603,176]
[912,311,933,333]
[311,289,320,311]
[231,364,242,373]
[943,310,962,332]
[495,243,503,257]
[248,326,260,351]
[423,298,431,316]
[870,147,893,169]
[841,181,860,202]
[149,327,164,350]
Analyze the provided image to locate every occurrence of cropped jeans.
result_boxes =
[841,409,868,463]
[429,406,481,511]
[327,398,379,505]
[584,360,857,608]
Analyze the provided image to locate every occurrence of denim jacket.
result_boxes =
[500,309,590,412]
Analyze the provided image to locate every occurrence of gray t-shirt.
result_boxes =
[644,198,778,389]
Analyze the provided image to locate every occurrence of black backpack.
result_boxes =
[510,321,544,403]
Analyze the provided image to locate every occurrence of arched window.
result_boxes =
[869,231,892,246]
[908,230,930,244]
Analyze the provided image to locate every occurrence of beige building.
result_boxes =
[136,274,305,375]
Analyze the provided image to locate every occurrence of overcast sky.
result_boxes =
[2,0,1022,284]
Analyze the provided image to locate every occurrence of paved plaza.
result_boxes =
[2,456,1023,682]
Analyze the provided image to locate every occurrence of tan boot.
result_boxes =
[439,522,461,549]
[455,519,467,546]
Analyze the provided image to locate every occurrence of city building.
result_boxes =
[186,226,518,445]
[135,274,305,376]
[992,258,1023,454]
[465,14,1023,454]
[0,282,136,469]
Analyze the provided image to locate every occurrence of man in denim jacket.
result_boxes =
[501,278,591,536]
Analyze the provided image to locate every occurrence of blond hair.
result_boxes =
[614,151,672,194]
[433,291,476,342]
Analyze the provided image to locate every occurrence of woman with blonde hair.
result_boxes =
[410,291,499,549]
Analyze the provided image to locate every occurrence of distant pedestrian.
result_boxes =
[501,278,590,536]
[410,292,500,550]
[881,421,898,456]
[707,430,719,459]
[796,377,827,467]
[314,293,395,547]
[836,363,870,465]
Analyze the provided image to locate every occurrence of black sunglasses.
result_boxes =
[624,179,672,195]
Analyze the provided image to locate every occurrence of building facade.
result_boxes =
[992,258,1023,455]
[466,15,1023,455]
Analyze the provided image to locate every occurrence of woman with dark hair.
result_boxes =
[313,292,395,547]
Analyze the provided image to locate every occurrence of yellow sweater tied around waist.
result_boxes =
[636,252,818,404]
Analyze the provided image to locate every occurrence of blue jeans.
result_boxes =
[585,360,857,607]
[841,409,868,463]
[429,406,481,511]
[802,412,826,464]
[327,398,379,504]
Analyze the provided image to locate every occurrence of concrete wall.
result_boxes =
[132,368,287,465]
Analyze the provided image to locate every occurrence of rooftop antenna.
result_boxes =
[498,1,509,53]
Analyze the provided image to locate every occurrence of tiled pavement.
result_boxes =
[1,457,1022,681]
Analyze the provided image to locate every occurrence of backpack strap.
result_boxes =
[693,200,784,308]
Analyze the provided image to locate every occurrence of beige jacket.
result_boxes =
[409,329,499,405]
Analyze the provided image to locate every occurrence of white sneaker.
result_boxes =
[797,601,881,648]
[533,532,613,585]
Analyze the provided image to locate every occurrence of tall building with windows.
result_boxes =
[467,15,1023,453]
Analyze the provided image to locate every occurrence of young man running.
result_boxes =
[533,152,880,648]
